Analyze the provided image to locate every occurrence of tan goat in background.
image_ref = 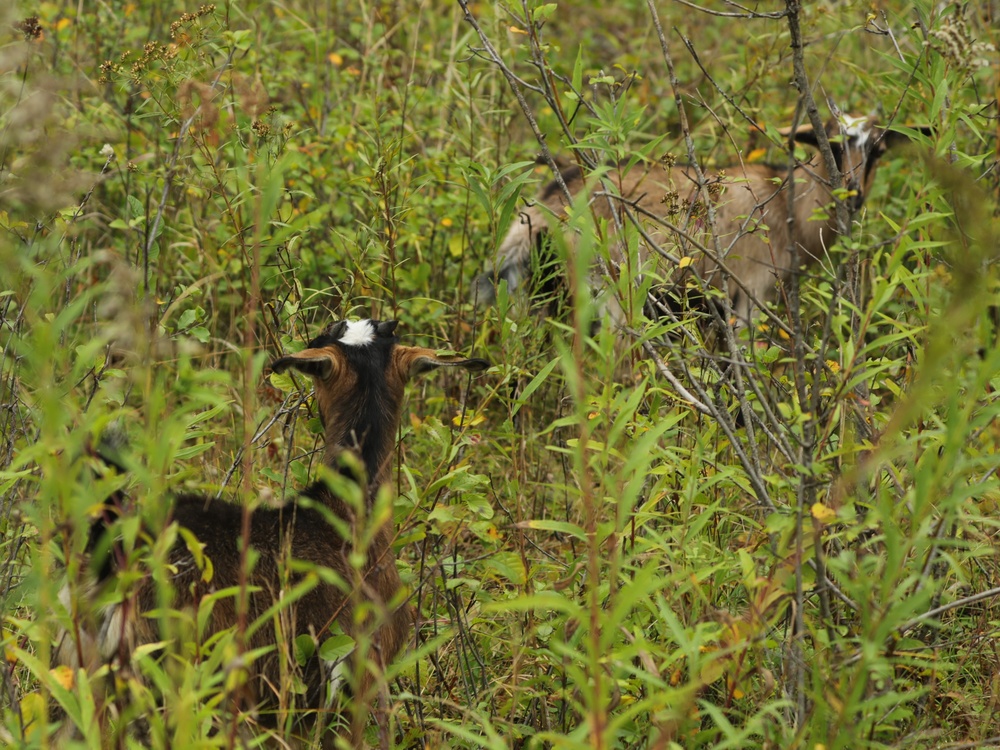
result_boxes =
[475,116,928,324]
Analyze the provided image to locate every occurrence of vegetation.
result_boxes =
[1,0,998,747]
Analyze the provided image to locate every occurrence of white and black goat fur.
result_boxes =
[55,318,488,745]
[475,115,928,324]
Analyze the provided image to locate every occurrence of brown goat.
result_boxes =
[475,116,927,323]
[56,318,488,745]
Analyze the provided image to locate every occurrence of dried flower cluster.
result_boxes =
[660,188,682,217]
[654,164,725,221]
[705,171,726,201]
[99,42,178,85]
[251,119,271,138]
[15,16,42,41]
[170,5,216,39]
[928,6,996,76]
[97,4,214,84]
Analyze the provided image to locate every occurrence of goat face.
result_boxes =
[271,318,489,486]
[783,115,927,214]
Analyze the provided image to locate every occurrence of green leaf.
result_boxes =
[294,634,316,666]
[269,371,295,392]
[318,634,355,662]
[519,518,586,540]
[486,552,526,584]
[512,358,560,417]
[572,44,584,92]
[177,308,198,329]
[190,326,210,343]
[532,3,557,21]
[126,194,144,221]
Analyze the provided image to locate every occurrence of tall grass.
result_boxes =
[1,0,998,747]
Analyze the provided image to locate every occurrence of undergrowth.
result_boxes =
[1,0,999,748]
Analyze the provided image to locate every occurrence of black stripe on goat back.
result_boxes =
[344,346,394,480]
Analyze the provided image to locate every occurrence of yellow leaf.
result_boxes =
[51,665,75,690]
[201,554,214,583]
[825,359,841,373]
[452,413,485,427]
[509,25,528,35]
[56,17,72,31]
[328,52,343,66]
[448,235,463,258]
[811,502,837,525]
[727,676,745,699]
[440,217,453,227]
[747,148,767,163]
[19,692,45,742]
[678,256,694,269]
[699,655,725,686]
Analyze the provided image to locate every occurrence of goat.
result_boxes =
[475,115,928,325]
[55,318,489,745]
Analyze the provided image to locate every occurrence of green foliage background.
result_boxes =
[1,0,999,747]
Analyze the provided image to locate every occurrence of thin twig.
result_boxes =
[900,584,1000,635]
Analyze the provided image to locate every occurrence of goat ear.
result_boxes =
[270,349,337,381]
[393,346,490,380]
[376,320,399,338]
[776,122,820,148]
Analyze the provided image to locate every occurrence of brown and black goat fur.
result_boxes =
[476,116,928,324]
[56,318,488,745]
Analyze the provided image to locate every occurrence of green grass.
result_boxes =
[1,0,999,747]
